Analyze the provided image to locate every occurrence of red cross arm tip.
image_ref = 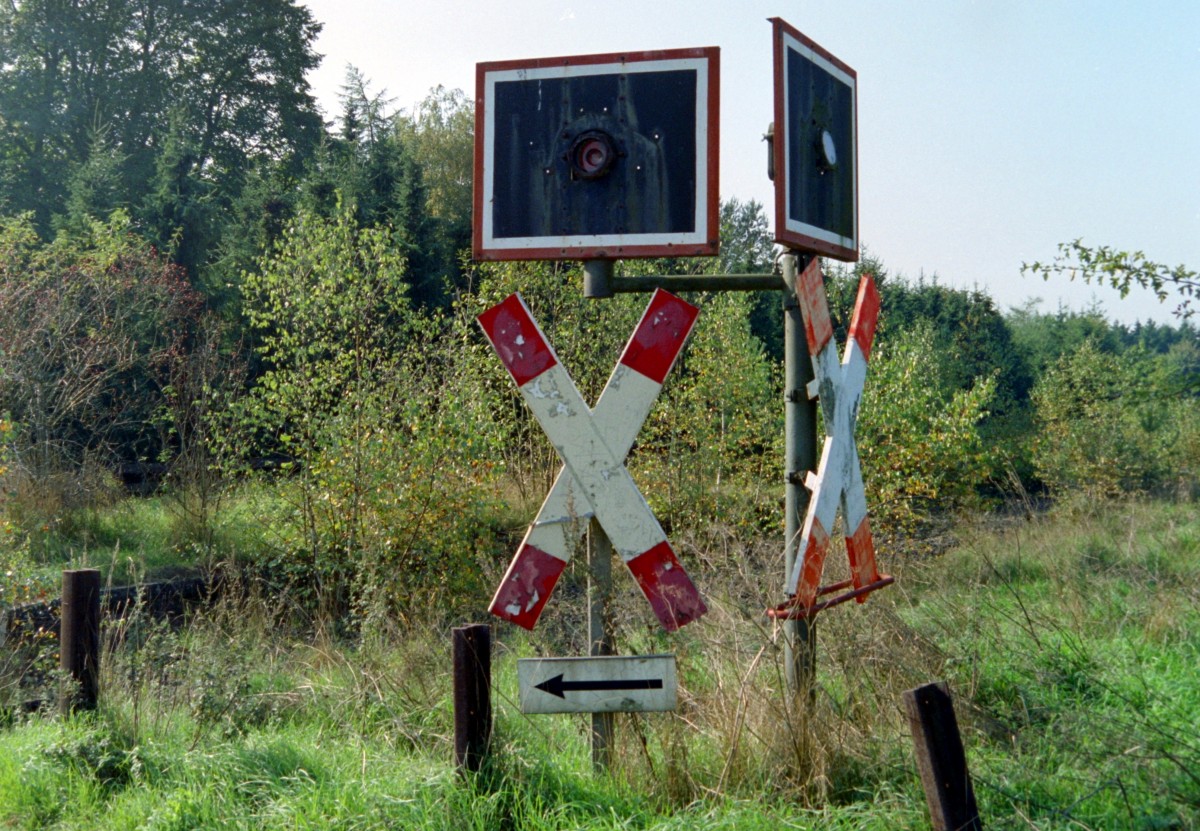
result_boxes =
[796,256,834,355]
[477,293,558,387]
[489,542,567,630]
[845,515,882,599]
[618,289,700,384]
[848,274,881,361]
[627,541,707,631]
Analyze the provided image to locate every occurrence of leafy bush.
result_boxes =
[857,323,997,528]
[0,213,202,468]
[638,290,782,535]
[0,212,205,542]
[234,206,502,624]
[1031,339,1200,500]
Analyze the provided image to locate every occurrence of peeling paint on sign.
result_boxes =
[785,259,885,612]
[479,290,705,632]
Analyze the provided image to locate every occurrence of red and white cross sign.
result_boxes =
[478,290,707,632]
[783,258,890,615]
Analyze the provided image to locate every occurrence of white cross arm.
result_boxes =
[785,261,884,611]
[479,291,707,631]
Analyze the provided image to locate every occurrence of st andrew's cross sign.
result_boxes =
[772,258,893,619]
[478,290,707,632]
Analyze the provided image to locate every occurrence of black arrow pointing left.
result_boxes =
[535,673,664,699]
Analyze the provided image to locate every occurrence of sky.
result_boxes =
[298,0,1199,325]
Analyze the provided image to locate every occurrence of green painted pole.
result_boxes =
[783,253,818,695]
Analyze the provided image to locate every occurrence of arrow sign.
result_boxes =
[535,674,664,699]
[518,655,677,714]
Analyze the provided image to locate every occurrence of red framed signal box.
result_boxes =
[474,47,720,261]
[772,19,858,262]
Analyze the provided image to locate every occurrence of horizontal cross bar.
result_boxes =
[586,273,783,297]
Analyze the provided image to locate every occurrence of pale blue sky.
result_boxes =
[300,1,1199,324]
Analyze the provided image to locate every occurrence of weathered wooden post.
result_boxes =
[453,624,492,773]
[59,568,101,714]
[904,681,983,831]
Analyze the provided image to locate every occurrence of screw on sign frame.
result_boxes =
[478,289,707,632]
[770,258,893,620]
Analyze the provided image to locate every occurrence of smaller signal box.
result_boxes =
[772,19,858,262]
[474,47,720,261]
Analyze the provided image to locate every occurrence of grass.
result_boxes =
[1,485,284,600]
[898,501,1200,828]
[1,495,1198,829]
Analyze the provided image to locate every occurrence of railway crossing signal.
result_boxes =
[771,258,893,619]
[771,17,858,262]
[473,47,720,262]
[471,23,893,745]
[478,289,707,632]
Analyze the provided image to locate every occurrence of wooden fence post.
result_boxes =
[453,624,492,773]
[903,681,982,831]
[59,569,101,714]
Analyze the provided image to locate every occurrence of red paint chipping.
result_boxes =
[626,542,707,631]
[794,518,831,609]
[796,257,833,354]
[488,543,567,630]
[477,294,557,387]
[845,516,880,601]
[848,274,881,361]
[619,290,700,384]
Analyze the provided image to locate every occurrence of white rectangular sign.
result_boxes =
[518,655,677,715]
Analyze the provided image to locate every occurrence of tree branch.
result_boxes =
[1022,239,1198,318]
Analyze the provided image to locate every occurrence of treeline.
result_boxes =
[0,0,471,311]
[1,0,1197,619]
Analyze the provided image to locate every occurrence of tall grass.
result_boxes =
[1,498,1197,829]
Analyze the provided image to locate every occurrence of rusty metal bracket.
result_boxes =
[767,575,895,621]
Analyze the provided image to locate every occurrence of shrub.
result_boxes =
[638,290,782,535]
[857,323,997,529]
[234,205,502,624]
[0,212,205,541]
[1031,340,1199,500]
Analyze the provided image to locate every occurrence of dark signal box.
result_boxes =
[772,19,858,261]
[474,47,720,261]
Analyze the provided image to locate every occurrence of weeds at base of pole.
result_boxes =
[0,498,1197,829]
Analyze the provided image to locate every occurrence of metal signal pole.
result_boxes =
[587,518,615,771]
[585,252,818,697]
[782,253,819,695]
